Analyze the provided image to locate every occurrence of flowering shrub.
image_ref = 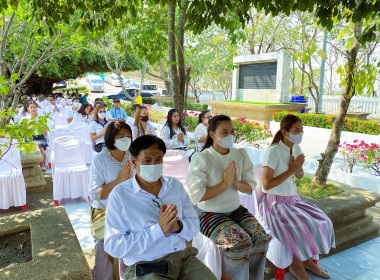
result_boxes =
[149,109,166,124]
[185,112,199,132]
[360,142,380,176]
[273,111,380,135]
[233,118,273,149]
[338,140,366,173]
[338,140,380,176]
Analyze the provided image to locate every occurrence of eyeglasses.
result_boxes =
[152,196,163,210]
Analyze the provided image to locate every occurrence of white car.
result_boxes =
[87,75,104,92]
[141,84,159,95]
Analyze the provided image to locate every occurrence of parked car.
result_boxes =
[141,84,160,95]
[87,75,104,92]
[107,89,153,100]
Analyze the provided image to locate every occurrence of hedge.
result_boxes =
[142,97,156,105]
[162,100,208,111]
[273,111,380,135]
[53,85,87,92]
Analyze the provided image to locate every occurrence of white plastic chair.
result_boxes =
[69,122,93,165]
[52,136,89,206]
[163,150,189,190]
[46,127,74,168]
[0,140,26,210]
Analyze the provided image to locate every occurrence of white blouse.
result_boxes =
[89,120,110,145]
[261,140,303,196]
[73,112,92,124]
[193,123,208,152]
[132,121,156,140]
[187,146,256,213]
[88,149,131,209]
[161,125,190,149]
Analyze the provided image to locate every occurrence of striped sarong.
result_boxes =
[260,194,336,261]
[198,207,270,263]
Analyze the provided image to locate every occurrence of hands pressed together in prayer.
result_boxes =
[289,154,305,173]
[223,161,239,189]
[177,132,184,143]
[158,204,180,234]
[117,160,133,183]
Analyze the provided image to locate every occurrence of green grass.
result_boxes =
[221,100,283,105]
[296,176,344,199]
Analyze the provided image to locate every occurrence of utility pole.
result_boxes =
[318,30,327,113]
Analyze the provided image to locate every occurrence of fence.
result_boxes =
[307,95,380,119]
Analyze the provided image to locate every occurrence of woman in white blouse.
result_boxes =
[89,120,133,280]
[187,114,270,280]
[131,106,156,140]
[89,104,110,152]
[260,114,335,280]
[161,108,190,150]
[193,110,211,152]
[73,104,92,124]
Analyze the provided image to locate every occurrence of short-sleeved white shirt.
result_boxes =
[194,123,208,152]
[73,112,92,124]
[89,120,110,145]
[261,140,303,196]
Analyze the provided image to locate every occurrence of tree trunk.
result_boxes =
[167,0,179,107]
[312,20,363,186]
[300,62,305,95]
[174,0,188,118]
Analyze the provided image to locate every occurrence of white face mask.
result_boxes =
[288,132,303,144]
[138,163,163,182]
[205,118,209,124]
[32,97,36,101]
[216,134,235,149]
[74,102,81,108]
[114,137,131,151]
[98,112,106,119]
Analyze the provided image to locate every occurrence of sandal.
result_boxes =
[303,264,330,278]
[289,267,312,280]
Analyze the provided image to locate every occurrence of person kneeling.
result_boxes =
[104,135,217,280]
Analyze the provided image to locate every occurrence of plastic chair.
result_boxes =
[69,122,93,165]
[163,150,189,190]
[46,127,74,169]
[0,140,27,210]
[52,136,89,205]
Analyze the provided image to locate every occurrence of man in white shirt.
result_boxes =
[66,97,81,123]
[45,95,64,119]
[104,135,217,280]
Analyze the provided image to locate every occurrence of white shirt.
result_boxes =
[104,176,199,266]
[45,104,64,118]
[194,123,208,152]
[187,146,256,213]
[59,98,72,107]
[261,140,303,196]
[132,121,156,140]
[73,112,92,124]
[65,107,76,119]
[89,149,131,209]
[89,120,110,145]
[161,126,190,149]
[126,117,135,128]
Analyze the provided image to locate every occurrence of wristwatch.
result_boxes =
[175,220,183,233]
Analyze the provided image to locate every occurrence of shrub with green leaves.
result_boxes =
[142,97,156,105]
[232,118,273,149]
[162,100,208,112]
[273,111,380,135]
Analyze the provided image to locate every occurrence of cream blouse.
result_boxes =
[261,140,303,196]
[187,146,256,213]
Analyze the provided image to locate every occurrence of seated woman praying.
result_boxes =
[89,121,134,280]
[161,108,190,150]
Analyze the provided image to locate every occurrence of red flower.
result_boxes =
[353,139,358,143]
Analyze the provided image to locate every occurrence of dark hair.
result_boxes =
[130,135,166,158]
[72,97,80,102]
[198,110,210,124]
[105,121,132,150]
[78,104,90,115]
[95,98,103,102]
[48,94,55,99]
[114,99,121,103]
[132,104,141,112]
[27,101,38,108]
[164,109,186,138]
[22,98,31,113]
[271,114,302,146]
[202,114,232,151]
